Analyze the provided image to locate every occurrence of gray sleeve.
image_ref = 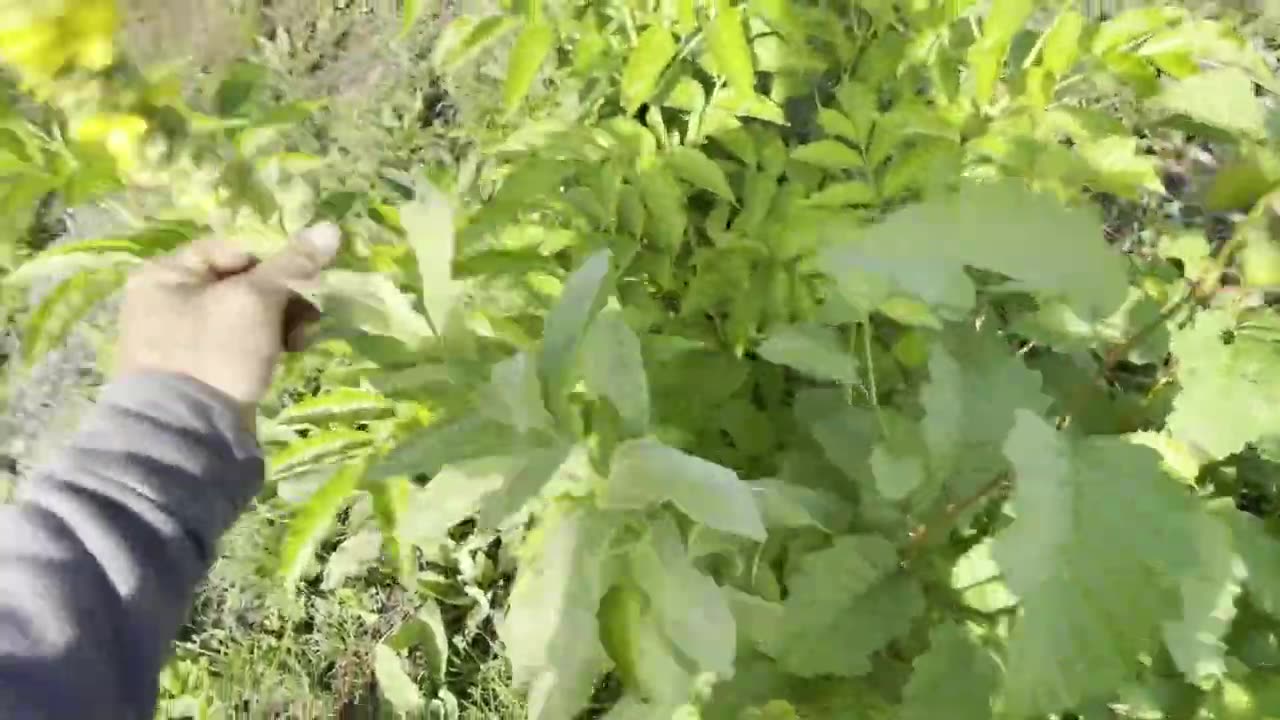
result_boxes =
[0,372,264,720]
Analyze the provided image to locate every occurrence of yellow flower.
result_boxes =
[0,0,117,87]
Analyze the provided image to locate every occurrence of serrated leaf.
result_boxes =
[1153,67,1265,137]
[819,180,1129,319]
[1168,309,1280,459]
[540,250,612,410]
[994,411,1207,716]
[374,644,425,715]
[501,503,618,720]
[763,535,924,677]
[276,388,394,426]
[504,22,555,113]
[921,325,1050,506]
[757,323,859,384]
[477,352,555,434]
[705,6,755,97]
[790,140,864,170]
[804,180,876,208]
[817,108,862,144]
[310,270,434,345]
[603,437,766,541]
[280,462,363,588]
[370,416,519,480]
[1162,514,1243,682]
[400,188,460,336]
[666,146,735,203]
[21,267,126,365]
[370,475,415,585]
[901,624,1000,720]
[622,26,677,114]
[269,430,374,478]
[582,307,650,434]
[630,513,736,676]
[5,241,142,288]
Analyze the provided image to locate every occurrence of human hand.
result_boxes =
[115,223,342,421]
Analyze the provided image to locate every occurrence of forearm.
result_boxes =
[0,372,264,719]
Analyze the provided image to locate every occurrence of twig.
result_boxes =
[904,473,1010,556]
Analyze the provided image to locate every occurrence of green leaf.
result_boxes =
[993,411,1207,717]
[504,22,555,113]
[582,307,651,434]
[269,430,374,478]
[434,15,520,71]
[400,188,460,336]
[1091,6,1184,56]
[602,437,767,541]
[401,0,428,37]
[1040,10,1084,77]
[374,643,425,715]
[901,624,1000,720]
[666,146,735,203]
[748,479,851,532]
[280,462,363,588]
[323,527,382,590]
[540,250,612,411]
[762,535,924,677]
[5,241,142,288]
[390,602,449,686]
[1152,67,1265,137]
[370,416,519,481]
[637,165,689,250]
[629,513,736,676]
[818,180,1129,319]
[276,388,394,426]
[966,0,1034,105]
[816,108,862,144]
[1168,310,1280,459]
[705,6,756,98]
[790,140,864,170]
[622,26,678,114]
[870,444,925,501]
[310,270,434,345]
[920,326,1050,506]
[370,475,415,586]
[501,503,618,720]
[804,180,876,207]
[477,352,555,434]
[1223,508,1280,617]
[21,267,126,365]
[757,323,859,385]
[1162,513,1242,683]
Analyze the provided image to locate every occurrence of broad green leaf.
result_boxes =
[1223,508,1280,617]
[920,326,1050,506]
[401,0,427,37]
[966,0,1034,105]
[269,430,374,478]
[390,602,449,686]
[622,26,678,114]
[309,270,433,346]
[21,267,126,365]
[400,188,460,335]
[477,352,555,434]
[280,462,363,588]
[818,180,1129,319]
[629,514,736,676]
[1076,135,1165,198]
[804,180,876,207]
[402,455,522,548]
[757,323,859,385]
[993,411,1207,717]
[582,307,651,434]
[1091,6,1185,56]
[5,242,142,288]
[1040,10,1084,77]
[763,535,924,677]
[1162,514,1242,682]
[504,22,555,113]
[951,540,1018,613]
[434,15,520,71]
[602,437,767,541]
[1152,67,1265,137]
[816,108,862,144]
[1168,310,1280,459]
[901,624,1000,720]
[870,444,925,501]
[637,165,689,249]
[666,146,735,203]
[501,503,618,720]
[790,140,863,170]
[374,644,425,715]
[748,479,851,532]
[276,388,394,426]
[540,250,612,409]
[370,475,415,585]
[370,416,519,480]
[323,527,382,589]
[705,7,756,98]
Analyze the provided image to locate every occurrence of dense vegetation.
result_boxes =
[8,0,1280,718]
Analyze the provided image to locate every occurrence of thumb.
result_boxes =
[248,223,342,290]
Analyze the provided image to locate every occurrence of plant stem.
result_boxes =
[905,473,1010,556]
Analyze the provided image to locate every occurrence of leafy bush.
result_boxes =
[9,0,1280,718]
